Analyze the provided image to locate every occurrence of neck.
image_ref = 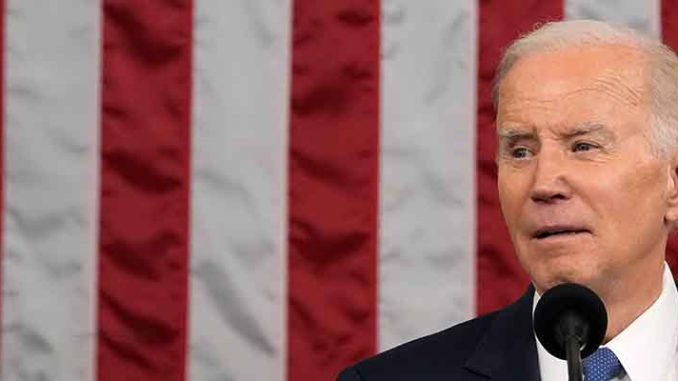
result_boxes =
[601,259,664,343]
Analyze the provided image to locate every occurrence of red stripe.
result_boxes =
[661,0,678,275]
[0,0,5,367]
[286,0,381,379]
[662,0,678,51]
[97,1,193,379]
[476,0,563,315]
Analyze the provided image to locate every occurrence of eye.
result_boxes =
[572,141,597,152]
[511,147,533,159]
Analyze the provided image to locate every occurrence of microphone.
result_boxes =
[533,283,608,381]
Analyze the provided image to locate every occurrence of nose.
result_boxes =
[529,149,572,204]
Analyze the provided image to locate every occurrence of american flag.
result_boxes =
[2,0,678,380]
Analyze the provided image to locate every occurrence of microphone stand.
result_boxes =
[565,335,583,381]
[561,312,585,381]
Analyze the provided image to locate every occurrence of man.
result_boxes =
[338,20,678,380]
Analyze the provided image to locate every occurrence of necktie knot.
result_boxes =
[583,347,623,381]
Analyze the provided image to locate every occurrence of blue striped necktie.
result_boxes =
[583,347,624,381]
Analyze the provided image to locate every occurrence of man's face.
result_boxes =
[496,45,678,296]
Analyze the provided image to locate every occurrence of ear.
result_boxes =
[665,156,678,226]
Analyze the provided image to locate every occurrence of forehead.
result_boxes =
[496,44,650,132]
[500,44,648,101]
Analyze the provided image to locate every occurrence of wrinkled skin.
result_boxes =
[496,44,678,340]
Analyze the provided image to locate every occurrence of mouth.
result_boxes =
[532,226,591,240]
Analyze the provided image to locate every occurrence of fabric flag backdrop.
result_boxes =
[1,0,678,380]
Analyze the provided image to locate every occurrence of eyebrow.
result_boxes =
[497,123,614,143]
[497,128,536,144]
[560,123,610,139]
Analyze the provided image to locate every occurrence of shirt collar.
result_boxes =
[604,263,678,380]
[533,263,678,381]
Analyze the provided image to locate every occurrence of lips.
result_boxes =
[532,225,591,240]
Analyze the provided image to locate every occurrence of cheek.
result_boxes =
[497,169,536,254]
[497,171,528,224]
[586,163,667,242]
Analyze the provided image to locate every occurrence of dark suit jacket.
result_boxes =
[337,287,541,380]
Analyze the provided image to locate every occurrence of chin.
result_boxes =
[528,258,600,295]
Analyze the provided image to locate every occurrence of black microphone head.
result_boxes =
[533,283,607,360]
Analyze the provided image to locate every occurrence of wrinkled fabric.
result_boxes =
[287,1,381,380]
[98,1,193,380]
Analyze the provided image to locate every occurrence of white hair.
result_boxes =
[494,20,678,157]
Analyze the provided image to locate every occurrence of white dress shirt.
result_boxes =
[534,263,678,381]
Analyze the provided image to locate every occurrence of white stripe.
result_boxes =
[188,0,291,380]
[379,0,477,351]
[2,1,101,380]
[565,0,661,38]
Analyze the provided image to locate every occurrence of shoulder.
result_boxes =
[337,286,538,381]
[337,311,501,380]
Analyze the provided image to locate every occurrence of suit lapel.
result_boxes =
[464,287,541,381]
